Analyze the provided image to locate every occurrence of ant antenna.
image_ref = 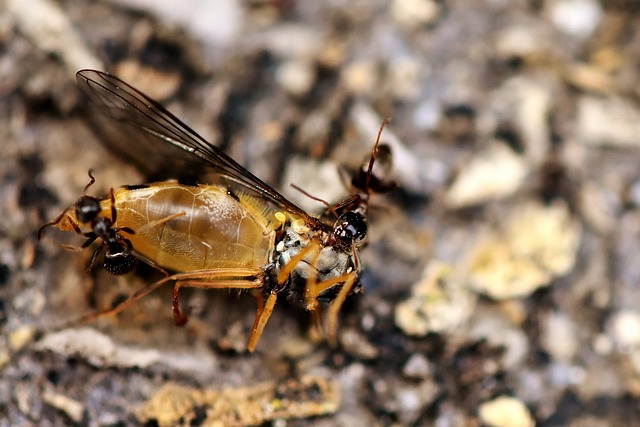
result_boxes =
[290,183,339,219]
[83,169,96,194]
[364,119,390,192]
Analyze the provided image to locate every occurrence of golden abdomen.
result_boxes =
[105,183,275,272]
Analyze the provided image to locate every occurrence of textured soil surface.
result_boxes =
[3,0,640,426]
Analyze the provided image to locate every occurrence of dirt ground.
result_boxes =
[3,0,640,426]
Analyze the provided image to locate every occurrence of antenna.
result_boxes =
[83,169,97,194]
[290,183,340,219]
[364,118,390,192]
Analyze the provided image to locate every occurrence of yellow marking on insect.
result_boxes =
[275,211,286,224]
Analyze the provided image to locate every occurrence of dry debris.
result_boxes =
[137,376,339,427]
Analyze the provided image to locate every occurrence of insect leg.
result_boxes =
[109,188,117,223]
[170,271,263,326]
[162,268,278,351]
[80,234,98,248]
[248,291,277,352]
[277,240,322,285]
[73,274,173,325]
[324,272,357,346]
[71,268,261,327]
[135,211,187,234]
[303,271,358,346]
[308,309,324,344]
[60,233,98,252]
[87,242,106,272]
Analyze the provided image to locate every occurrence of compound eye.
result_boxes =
[333,211,367,246]
[75,196,102,224]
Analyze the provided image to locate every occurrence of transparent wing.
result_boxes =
[76,69,315,222]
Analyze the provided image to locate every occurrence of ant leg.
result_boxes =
[132,253,169,278]
[80,234,98,248]
[61,232,98,252]
[109,188,117,223]
[69,221,83,234]
[87,243,106,272]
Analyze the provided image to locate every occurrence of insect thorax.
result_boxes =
[271,223,358,309]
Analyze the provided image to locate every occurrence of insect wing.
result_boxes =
[76,69,313,221]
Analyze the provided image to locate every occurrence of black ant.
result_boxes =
[39,171,138,275]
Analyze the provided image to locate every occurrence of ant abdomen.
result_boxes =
[104,245,138,275]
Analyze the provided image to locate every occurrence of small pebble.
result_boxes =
[395,260,477,336]
[444,142,528,208]
[402,353,433,379]
[577,96,640,147]
[7,0,102,71]
[468,310,529,369]
[388,56,423,101]
[468,200,581,300]
[396,381,439,425]
[373,377,440,425]
[342,60,377,95]
[546,0,602,39]
[340,329,379,360]
[478,395,535,427]
[9,325,35,351]
[42,388,85,424]
[276,59,316,97]
[541,311,579,362]
[494,26,541,58]
[112,0,243,45]
[13,288,46,317]
[497,76,552,165]
[609,310,640,349]
[115,61,182,101]
[391,0,441,29]
[262,24,322,58]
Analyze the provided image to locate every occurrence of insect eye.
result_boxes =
[75,196,102,223]
[333,211,367,246]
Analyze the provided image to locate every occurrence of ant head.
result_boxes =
[331,211,367,250]
[351,143,397,194]
[75,196,102,224]
[74,169,103,224]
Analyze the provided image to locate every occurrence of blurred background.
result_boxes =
[3,0,640,425]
